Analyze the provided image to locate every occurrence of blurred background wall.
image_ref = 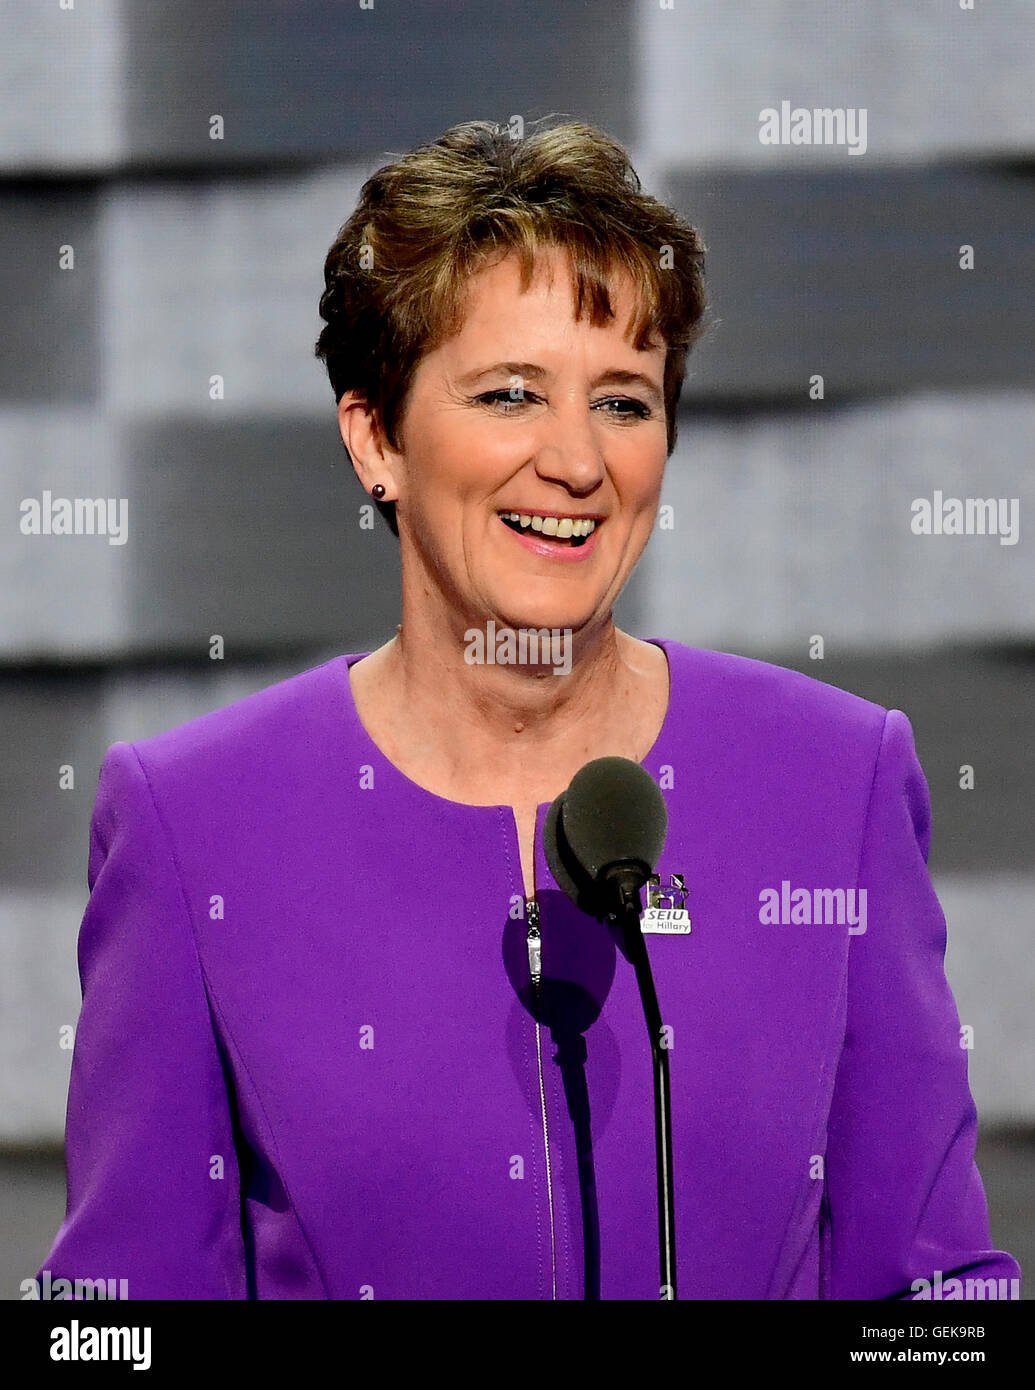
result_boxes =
[1,0,1032,1296]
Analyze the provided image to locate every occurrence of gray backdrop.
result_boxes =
[1,0,1031,1297]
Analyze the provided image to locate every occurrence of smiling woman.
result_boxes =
[311,120,710,889]
[331,238,683,897]
[37,117,1020,1302]
[314,118,707,544]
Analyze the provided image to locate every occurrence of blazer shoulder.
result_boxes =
[660,639,891,748]
[127,652,355,784]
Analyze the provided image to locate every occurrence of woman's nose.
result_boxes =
[530,397,607,492]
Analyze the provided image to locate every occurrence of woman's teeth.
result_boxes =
[498,512,597,546]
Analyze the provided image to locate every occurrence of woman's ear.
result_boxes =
[336,391,399,499]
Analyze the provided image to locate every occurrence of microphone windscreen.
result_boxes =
[560,756,667,880]
[543,796,590,906]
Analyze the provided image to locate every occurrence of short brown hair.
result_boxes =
[315,117,708,537]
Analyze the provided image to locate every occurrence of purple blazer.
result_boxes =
[39,639,1020,1299]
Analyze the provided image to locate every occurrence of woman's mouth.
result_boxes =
[497,510,599,548]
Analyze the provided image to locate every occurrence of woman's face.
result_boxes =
[360,242,669,640]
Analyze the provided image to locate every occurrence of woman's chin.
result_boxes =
[482,608,589,639]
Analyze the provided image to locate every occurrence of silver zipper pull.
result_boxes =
[525,898,541,985]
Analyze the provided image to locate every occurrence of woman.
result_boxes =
[39,119,1019,1300]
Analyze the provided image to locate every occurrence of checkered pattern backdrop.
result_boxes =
[1,2,1032,1156]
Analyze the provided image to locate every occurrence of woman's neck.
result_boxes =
[349,620,668,808]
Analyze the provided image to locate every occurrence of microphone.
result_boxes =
[544,757,678,1300]
[544,756,667,923]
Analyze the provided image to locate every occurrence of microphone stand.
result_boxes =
[604,866,678,1301]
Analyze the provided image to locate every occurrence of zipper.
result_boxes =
[525,896,557,1300]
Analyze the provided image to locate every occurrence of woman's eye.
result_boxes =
[478,390,530,410]
[476,390,650,419]
[596,397,651,419]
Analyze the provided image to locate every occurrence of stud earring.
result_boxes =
[371,484,386,500]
